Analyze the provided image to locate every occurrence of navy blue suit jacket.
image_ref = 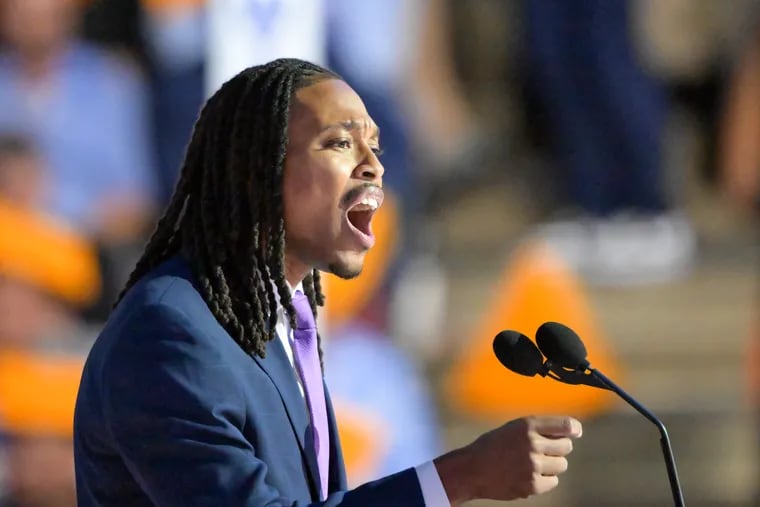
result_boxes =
[74,256,425,506]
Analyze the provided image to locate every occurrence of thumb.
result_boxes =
[531,416,583,438]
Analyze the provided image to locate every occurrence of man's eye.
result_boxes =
[371,147,384,156]
[328,139,351,149]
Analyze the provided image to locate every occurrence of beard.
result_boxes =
[327,262,362,280]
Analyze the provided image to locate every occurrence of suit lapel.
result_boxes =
[252,337,321,500]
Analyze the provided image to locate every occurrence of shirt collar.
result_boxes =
[274,280,305,315]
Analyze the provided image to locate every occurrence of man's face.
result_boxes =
[282,79,384,282]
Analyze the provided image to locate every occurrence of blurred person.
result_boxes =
[143,0,328,202]
[0,0,158,244]
[0,198,100,352]
[324,320,442,486]
[524,0,696,286]
[397,0,488,206]
[206,0,327,94]
[718,15,760,214]
[141,0,206,201]
[74,59,583,506]
[0,199,97,506]
[0,349,85,507]
[328,0,486,214]
[717,20,760,503]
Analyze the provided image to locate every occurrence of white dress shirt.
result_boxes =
[274,283,450,506]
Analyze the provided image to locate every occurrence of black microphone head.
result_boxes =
[535,322,588,369]
[492,330,544,377]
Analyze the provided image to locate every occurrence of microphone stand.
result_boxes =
[589,368,685,507]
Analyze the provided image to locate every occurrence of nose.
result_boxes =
[353,146,384,184]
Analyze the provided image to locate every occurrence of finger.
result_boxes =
[532,473,559,495]
[536,455,568,476]
[537,436,574,457]
[531,416,582,438]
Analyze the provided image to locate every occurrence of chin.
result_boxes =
[326,251,366,280]
[327,262,362,280]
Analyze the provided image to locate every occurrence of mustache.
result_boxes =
[340,182,382,207]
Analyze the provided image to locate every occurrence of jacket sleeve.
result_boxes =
[100,303,425,507]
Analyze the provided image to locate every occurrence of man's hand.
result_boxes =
[434,416,583,505]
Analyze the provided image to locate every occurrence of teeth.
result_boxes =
[356,197,379,210]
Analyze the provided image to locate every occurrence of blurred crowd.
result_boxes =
[0,0,757,505]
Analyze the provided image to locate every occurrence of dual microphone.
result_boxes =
[493,323,609,390]
[493,322,685,507]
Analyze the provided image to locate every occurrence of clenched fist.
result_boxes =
[434,416,583,505]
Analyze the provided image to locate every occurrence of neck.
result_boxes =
[284,255,310,288]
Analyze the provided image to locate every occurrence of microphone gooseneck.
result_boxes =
[535,322,685,507]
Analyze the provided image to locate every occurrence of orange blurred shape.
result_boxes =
[322,191,399,329]
[0,349,84,438]
[332,400,388,486]
[445,240,621,420]
[141,0,205,11]
[0,199,100,306]
[78,1,204,13]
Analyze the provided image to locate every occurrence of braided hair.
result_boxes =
[117,58,338,358]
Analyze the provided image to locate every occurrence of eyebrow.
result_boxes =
[322,120,380,139]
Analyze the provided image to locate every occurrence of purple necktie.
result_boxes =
[291,290,329,499]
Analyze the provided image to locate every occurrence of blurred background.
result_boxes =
[0,0,757,505]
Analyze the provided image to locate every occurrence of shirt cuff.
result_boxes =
[414,461,451,507]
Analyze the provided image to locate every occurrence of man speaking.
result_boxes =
[73,59,582,506]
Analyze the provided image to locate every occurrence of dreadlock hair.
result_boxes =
[116,58,338,359]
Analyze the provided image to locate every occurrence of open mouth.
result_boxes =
[347,197,380,236]
[343,186,384,247]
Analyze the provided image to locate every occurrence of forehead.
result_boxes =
[288,79,376,136]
